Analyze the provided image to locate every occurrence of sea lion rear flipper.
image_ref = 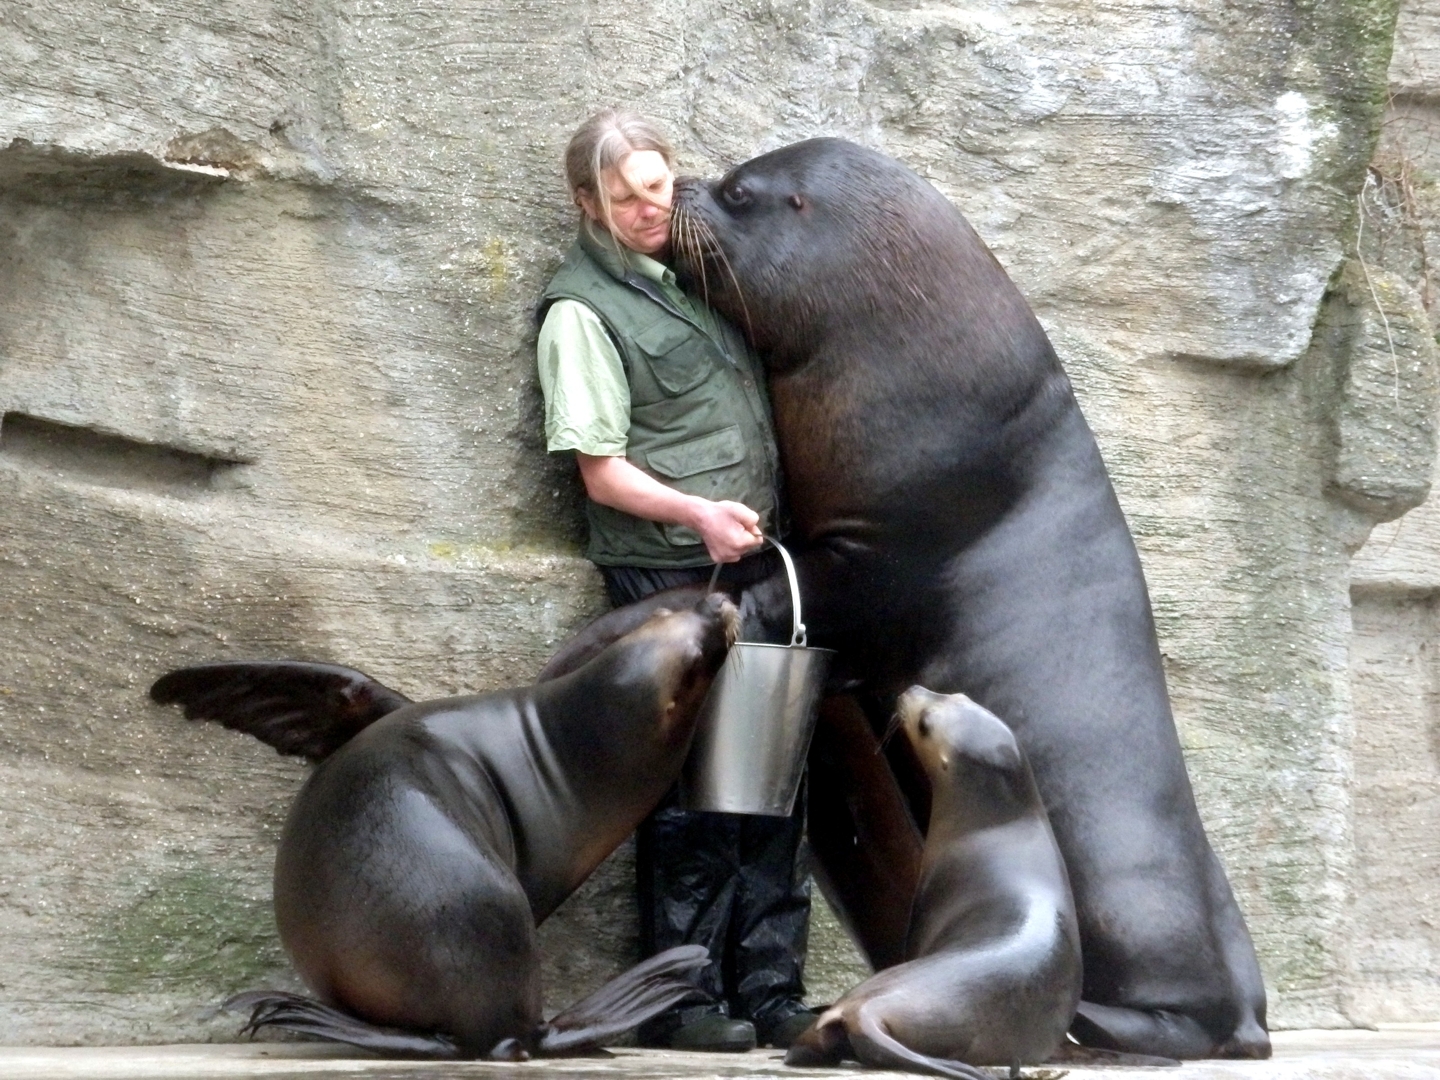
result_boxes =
[783,1012,849,1067]
[224,990,460,1059]
[850,1004,992,1080]
[1069,1000,1210,1060]
[150,661,411,761]
[806,695,925,971]
[535,944,710,1055]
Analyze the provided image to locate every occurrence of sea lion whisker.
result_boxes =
[692,215,755,342]
[877,710,904,751]
[691,214,717,310]
[676,206,712,308]
[670,205,696,300]
[687,228,704,307]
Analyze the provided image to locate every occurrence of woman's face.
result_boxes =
[580,149,674,255]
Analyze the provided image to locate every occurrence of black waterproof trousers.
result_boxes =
[600,549,811,1034]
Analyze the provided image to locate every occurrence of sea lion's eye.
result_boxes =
[721,182,751,208]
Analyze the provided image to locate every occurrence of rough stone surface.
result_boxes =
[1345,0,1440,1029]
[1346,595,1440,1023]
[2,0,1439,1048]
[1323,262,1438,519]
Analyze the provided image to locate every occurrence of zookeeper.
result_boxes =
[534,107,816,1054]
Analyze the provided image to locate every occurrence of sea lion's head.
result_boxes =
[609,592,739,750]
[896,685,1038,820]
[672,138,995,369]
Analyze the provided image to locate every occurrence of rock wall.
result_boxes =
[1,0,1437,1044]
[1345,0,1440,1024]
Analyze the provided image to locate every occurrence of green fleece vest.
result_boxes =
[539,231,780,568]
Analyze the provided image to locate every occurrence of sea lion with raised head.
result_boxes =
[151,595,737,1059]
[565,137,1266,1060]
[786,687,1081,1079]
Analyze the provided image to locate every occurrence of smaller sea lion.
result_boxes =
[786,687,1081,1079]
[151,595,738,1059]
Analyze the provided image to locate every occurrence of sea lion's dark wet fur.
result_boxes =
[154,597,738,1058]
[786,689,1081,1079]
[657,138,1271,1060]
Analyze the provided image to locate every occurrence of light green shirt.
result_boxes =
[537,243,705,457]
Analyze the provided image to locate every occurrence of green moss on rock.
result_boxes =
[71,863,289,996]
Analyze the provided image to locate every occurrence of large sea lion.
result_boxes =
[549,137,1268,1059]
[786,687,1081,1079]
[151,595,737,1059]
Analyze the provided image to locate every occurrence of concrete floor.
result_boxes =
[2,1027,1439,1080]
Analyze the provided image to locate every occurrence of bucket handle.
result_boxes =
[707,535,808,648]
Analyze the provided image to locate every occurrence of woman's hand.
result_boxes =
[690,499,764,563]
[575,453,764,563]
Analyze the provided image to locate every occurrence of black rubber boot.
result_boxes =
[636,795,811,1042]
[730,801,811,1028]
[668,1012,757,1052]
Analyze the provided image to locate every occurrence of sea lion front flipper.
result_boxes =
[805,695,924,971]
[1069,1000,1212,1060]
[535,944,710,1055]
[150,661,411,762]
[849,1004,992,1080]
[224,990,460,1058]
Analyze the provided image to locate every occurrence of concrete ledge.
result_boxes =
[2,1027,1439,1080]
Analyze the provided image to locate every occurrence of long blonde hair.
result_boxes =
[564,109,675,230]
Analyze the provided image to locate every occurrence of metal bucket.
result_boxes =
[679,538,834,817]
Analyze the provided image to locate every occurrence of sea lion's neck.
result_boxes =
[537,653,695,808]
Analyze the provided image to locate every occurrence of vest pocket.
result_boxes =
[646,425,746,480]
[633,319,715,397]
[650,426,748,549]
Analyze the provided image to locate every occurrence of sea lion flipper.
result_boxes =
[806,694,924,971]
[223,990,460,1059]
[1069,1000,1214,1061]
[783,1012,849,1066]
[150,661,411,761]
[850,1006,992,1080]
[535,944,710,1055]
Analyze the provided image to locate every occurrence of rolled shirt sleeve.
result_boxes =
[537,299,631,457]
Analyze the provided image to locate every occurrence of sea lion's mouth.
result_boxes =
[894,686,951,772]
[670,190,754,343]
[669,190,724,273]
[652,595,740,740]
